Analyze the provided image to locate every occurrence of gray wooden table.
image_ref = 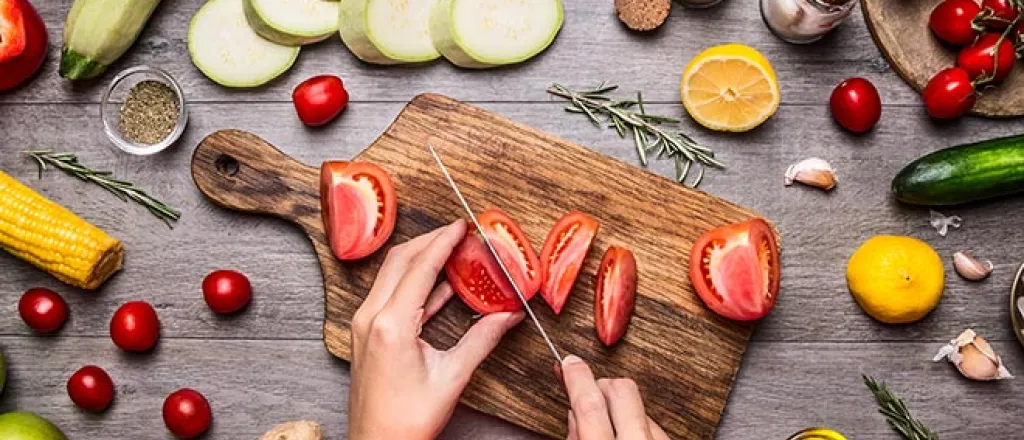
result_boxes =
[2,0,1023,438]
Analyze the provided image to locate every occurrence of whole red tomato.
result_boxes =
[922,67,978,119]
[0,0,47,91]
[957,33,1016,81]
[163,388,212,439]
[67,365,115,412]
[109,301,160,352]
[929,0,983,46]
[980,0,1020,28]
[292,75,349,127]
[829,77,882,133]
[18,288,69,334]
[202,270,252,314]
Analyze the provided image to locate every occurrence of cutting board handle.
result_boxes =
[190,129,322,231]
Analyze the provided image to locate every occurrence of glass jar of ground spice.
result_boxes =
[100,66,188,155]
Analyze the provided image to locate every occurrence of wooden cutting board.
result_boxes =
[190,94,764,439]
[862,0,1024,117]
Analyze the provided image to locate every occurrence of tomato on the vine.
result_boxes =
[67,365,115,412]
[18,288,69,334]
[980,0,1021,29]
[957,33,1017,81]
[689,218,781,322]
[163,388,212,439]
[829,77,882,133]
[202,270,252,314]
[922,67,978,119]
[929,0,984,46]
[110,301,160,352]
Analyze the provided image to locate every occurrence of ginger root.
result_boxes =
[258,420,322,440]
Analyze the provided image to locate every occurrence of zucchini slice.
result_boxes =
[430,0,563,68]
[188,0,300,88]
[243,0,340,46]
[338,0,440,64]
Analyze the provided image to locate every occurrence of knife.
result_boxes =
[428,145,563,363]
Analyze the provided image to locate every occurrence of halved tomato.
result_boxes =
[539,212,599,314]
[320,161,397,261]
[688,218,780,322]
[445,209,541,315]
[594,246,637,346]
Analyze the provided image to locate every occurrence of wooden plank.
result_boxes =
[3,102,1024,344]
[1,0,914,105]
[0,337,1020,439]
[189,94,761,439]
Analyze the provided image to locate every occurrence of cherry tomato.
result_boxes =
[922,67,978,119]
[320,161,397,261]
[109,301,160,352]
[202,270,252,314]
[0,0,47,91]
[958,33,1017,81]
[829,77,882,133]
[292,75,349,127]
[18,288,69,334]
[594,246,638,346]
[446,209,541,315]
[929,0,983,46]
[689,218,781,322]
[67,365,115,412]
[980,0,1020,28]
[539,212,599,314]
[163,388,212,439]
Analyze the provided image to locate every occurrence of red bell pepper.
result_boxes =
[0,0,46,92]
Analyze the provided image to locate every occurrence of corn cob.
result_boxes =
[0,170,123,290]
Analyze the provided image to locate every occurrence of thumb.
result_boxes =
[445,311,524,382]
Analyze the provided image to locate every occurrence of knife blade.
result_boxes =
[428,145,563,363]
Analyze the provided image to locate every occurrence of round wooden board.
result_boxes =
[862,0,1024,117]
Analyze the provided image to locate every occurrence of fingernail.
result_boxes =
[503,312,524,331]
[562,354,583,366]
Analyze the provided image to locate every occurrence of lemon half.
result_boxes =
[680,43,780,132]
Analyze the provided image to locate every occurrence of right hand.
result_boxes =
[561,355,669,440]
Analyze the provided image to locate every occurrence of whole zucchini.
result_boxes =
[60,0,161,79]
[892,134,1024,206]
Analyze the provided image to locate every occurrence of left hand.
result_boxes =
[347,220,525,440]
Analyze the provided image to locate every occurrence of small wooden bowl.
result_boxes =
[862,0,1024,117]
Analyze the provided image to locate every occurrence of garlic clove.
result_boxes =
[929,210,962,237]
[784,158,837,191]
[952,251,993,281]
[933,329,1013,381]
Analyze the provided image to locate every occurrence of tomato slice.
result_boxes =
[0,0,28,62]
[445,209,540,315]
[539,212,599,314]
[320,161,397,261]
[688,218,780,321]
[594,246,637,346]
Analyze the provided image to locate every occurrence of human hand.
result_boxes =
[347,220,525,440]
[562,355,669,440]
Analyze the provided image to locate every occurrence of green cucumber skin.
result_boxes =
[892,134,1024,206]
[58,48,106,79]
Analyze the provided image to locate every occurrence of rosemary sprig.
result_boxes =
[25,151,181,227]
[863,375,939,440]
[547,82,723,187]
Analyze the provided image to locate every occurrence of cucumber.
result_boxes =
[892,134,1024,206]
[243,0,339,46]
[60,0,161,79]
[338,0,440,64]
[429,0,563,69]
[188,0,300,88]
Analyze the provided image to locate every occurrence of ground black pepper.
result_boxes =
[119,80,179,145]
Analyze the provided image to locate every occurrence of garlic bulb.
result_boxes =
[952,251,993,281]
[929,210,962,237]
[784,158,836,191]
[932,329,1012,381]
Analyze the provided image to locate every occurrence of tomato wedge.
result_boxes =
[688,218,780,321]
[594,246,637,346]
[445,209,541,314]
[539,212,599,314]
[320,161,397,261]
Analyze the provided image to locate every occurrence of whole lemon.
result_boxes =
[846,235,944,324]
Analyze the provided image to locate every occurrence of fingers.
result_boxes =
[445,311,524,381]
[422,281,454,324]
[647,416,670,440]
[382,219,467,318]
[561,355,615,440]
[597,378,649,440]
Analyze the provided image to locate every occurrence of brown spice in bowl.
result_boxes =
[119,80,179,145]
[615,0,671,31]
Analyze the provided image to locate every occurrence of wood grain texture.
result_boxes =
[189,94,765,439]
[862,0,1024,117]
